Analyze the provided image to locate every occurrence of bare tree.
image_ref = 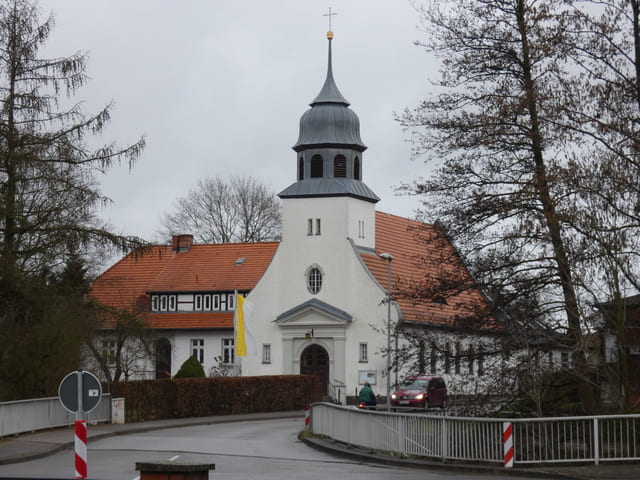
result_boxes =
[158,175,281,244]
[83,299,154,383]
[560,0,640,410]
[400,0,595,410]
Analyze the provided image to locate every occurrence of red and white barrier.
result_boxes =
[304,405,311,430]
[75,420,87,479]
[503,421,514,468]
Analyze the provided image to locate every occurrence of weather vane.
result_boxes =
[324,7,337,39]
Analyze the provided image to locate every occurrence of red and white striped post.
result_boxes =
[503,421,514,468]
[304,405,311,430]
[75,420,87,479]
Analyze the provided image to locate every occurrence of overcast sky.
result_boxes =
[41,0,437,243]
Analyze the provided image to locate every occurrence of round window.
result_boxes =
[307,267,323,294]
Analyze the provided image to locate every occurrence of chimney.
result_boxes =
[172,234,194,252]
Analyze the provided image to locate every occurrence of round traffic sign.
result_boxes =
[58,370,102,414]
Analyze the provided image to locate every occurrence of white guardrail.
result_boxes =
[0,394,112,438]
[309,403,640,466]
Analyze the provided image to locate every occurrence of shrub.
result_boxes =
[173,356,205,379]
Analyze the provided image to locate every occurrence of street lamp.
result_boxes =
[379,252,393,411]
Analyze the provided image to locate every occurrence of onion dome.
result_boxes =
[292,33,366,152]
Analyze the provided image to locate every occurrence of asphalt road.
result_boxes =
[0,417,550,479]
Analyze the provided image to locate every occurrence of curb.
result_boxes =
[300,434,585,480]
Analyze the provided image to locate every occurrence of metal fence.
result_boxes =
[0,394,112,438]
[309,403,640,466]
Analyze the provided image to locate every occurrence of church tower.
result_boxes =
[278,29,379,250]
[241,26,393,397]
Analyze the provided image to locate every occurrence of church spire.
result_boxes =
[313,9,349,106]
[280,17,378,204]
[311,30,349,106]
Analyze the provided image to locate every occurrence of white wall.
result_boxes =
[240,195,395,398]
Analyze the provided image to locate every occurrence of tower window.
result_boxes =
[307,266,323,294]
[311,154,323,178]
[298,156,304,180]
[308,218,313,235]
[354,157,361,180]
[316,218,321,235]
[333,154,346,177]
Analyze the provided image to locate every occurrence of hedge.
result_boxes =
[108,375,322,422]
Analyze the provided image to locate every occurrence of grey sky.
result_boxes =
[42,0,436,243]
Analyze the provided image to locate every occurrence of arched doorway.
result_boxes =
[155,338,171,379]
[300,344,329,396]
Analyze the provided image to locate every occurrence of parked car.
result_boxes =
[390,375,448,409]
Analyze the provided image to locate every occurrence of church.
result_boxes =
[88,29,497,401]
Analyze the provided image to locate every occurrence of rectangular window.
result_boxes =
[204,294,211,311]
[455,342,461,375]
[102,339,116,366]
[468,346,475,375]
[151,296,159,312]
[160,295,168,311]
[211,294,218,311]
[191,338,204,363]
[228,293,235,311]
[222,338,235,364]
[168,295,176,311]
[478,350,485,376]
[220,294,228,311]
[444,343,451,374]
[359,343,368,363]
[262,344,271,364]
[308,218,313,235]
[195,294,202,311]
[430,344,438,374]
[315,218,321,235]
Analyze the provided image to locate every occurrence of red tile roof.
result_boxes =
[90,213,496,332]
[362,212,498,330]
[89,242,279,330]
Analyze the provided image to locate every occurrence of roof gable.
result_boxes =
[275,298,353,326]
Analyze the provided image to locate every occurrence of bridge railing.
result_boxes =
[309,403,640,466]
[0,394,112,438]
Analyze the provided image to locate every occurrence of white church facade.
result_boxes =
[88,30,501,402]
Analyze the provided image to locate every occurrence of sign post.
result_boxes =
[59,371,102,479]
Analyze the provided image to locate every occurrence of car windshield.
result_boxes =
[398,379,428,390]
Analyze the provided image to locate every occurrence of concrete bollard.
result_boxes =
[135,461,215,480]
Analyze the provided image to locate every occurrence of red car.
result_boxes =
[390,375,448,409]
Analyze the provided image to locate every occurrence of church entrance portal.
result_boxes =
[300,344,329,396]
[155,338,171,379]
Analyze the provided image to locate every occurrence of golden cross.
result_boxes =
[324,7,337,31]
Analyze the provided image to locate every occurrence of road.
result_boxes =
[0,417,548,479]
